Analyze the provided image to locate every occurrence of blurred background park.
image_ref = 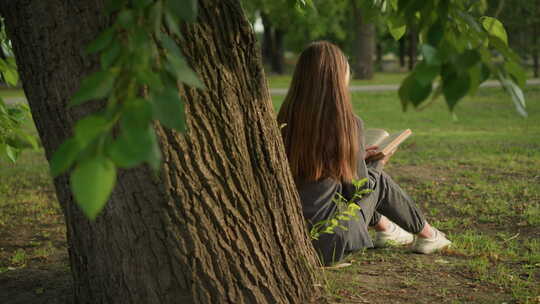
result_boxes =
[1,0,539,303]
[241,0,538,86]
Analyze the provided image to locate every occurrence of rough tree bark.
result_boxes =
[351,0,375,79]
[0,1,321,303]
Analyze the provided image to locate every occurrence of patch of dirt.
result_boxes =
[386,164,443,183]
[324,249,516,304]
[0,264,72,304]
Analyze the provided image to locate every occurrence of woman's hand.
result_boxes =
[380,148,397,165]
[364,145,380,160]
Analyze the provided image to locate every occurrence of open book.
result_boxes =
[364,128,412,161]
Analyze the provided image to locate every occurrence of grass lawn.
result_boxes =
[1,86,539,303]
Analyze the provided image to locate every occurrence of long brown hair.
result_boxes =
[277,41,359,183]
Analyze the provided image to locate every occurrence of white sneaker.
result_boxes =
[374,222,414,248]
[412,228,451,254]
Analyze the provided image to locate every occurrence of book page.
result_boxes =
[364,128,389,147]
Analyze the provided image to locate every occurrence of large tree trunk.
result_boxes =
[0,1,320,303]
[351,0,375,80]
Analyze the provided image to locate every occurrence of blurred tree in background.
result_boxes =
[243,0,538,80]
[486,0,540,77]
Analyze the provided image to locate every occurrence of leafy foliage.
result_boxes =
[48,0,203,220]
[245,0,528,115]
[360,0,527,115]
[0,19,38,163]
[310,179,371,240]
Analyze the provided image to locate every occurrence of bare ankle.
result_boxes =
[374,216,392,232]
[417,222,435,239]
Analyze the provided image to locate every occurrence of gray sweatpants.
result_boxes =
[360,169,426,234]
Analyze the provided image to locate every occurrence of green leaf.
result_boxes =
[70,156,116,220]
[74,115,109,147]
[135,70,163,89]
[500,76,527,117]
[164,11,182,37]
[123,98,153,128]
[414,61,439,86]
[487,36,519,63]
[166,0,198,22]
[50,138,81,177]
[409,80,432,106]
[133,0,153,9]
[86,28,115,54]
[116,9,135,28]
[480,16,508,45]
[161,36,204,88]
[442,70,470,111]
[387,17,406,40]
[149,1,164,36]
[398,75,414,111]
[108,99,159,168]
[100,41,122,69]
[5,144,18,163]
[457,11,483,34]
[399,73,432,108]
[108,124,155,168]
[131,27,150,53]
[71,70,118,106]
[151,88,186,132]
[146,137,162,171]
[161,35,183,58]
[3,68,18,86]
[426,21,444,46]
[505,61,526,89]
[421,44,440,66]
[167,61,204,89]
[457,50,480,69]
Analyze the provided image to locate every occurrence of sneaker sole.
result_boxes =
[374,238,414,248]
[412,243,451,254]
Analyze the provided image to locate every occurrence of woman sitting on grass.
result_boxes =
[277,41,451,266]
